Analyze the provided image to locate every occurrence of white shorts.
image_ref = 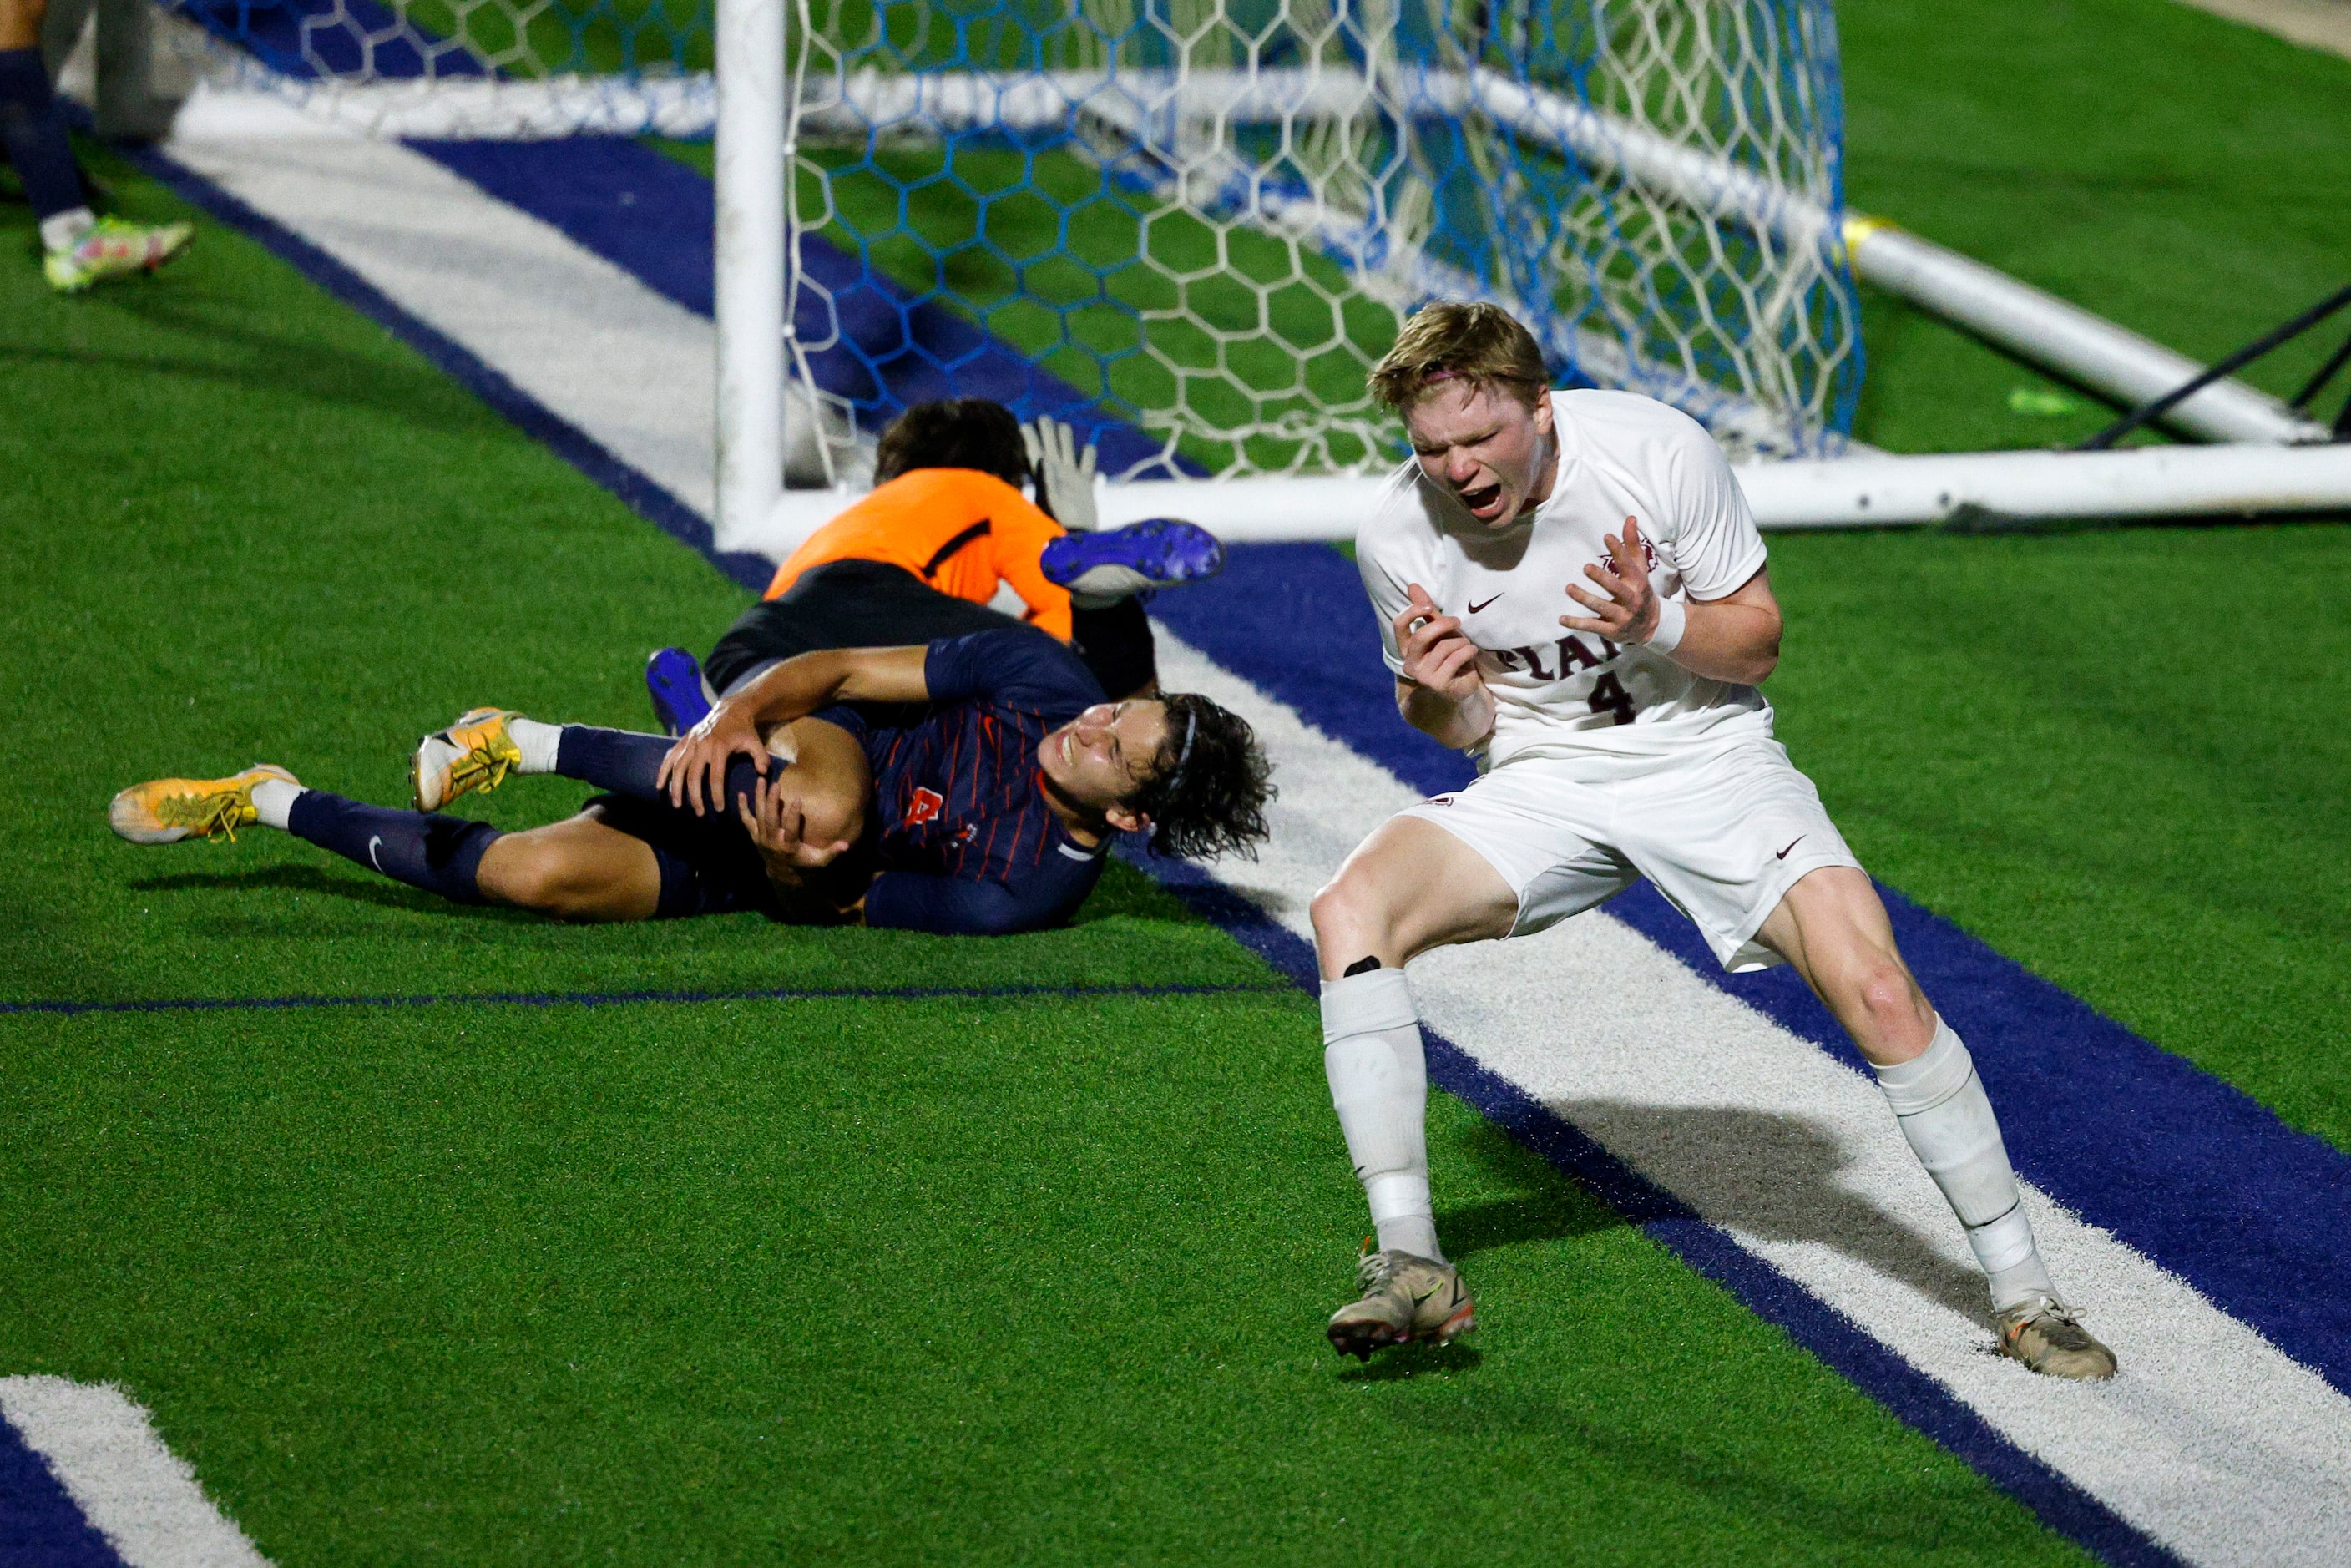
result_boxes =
[1401,733,1862,972]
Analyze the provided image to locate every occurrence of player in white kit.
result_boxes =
[1312,302,2117,1380]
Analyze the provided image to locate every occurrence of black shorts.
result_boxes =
[706,560,1019,695]
[705,558,1159,700]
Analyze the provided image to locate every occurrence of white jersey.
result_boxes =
[1358,388,1772,771]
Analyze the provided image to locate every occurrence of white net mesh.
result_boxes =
[152,0,1862,468]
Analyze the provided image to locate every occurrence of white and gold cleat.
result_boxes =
[109,764,300,844]
[411,708,526,812]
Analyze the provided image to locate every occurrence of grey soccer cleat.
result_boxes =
[1325,1246,1475,1361]
[1996,1295,2118,1380]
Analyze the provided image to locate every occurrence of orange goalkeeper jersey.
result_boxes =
[764,468,1074,642]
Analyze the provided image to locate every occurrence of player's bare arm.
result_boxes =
[1560,517,1782,685]
[659,645,931,812]
[1393,582,1497,749]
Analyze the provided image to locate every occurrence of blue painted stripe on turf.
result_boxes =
[1152,540,2351,1399]
[122,144,776,596]
[406,137,1202,478]
[0,1416,124,1568]
[1120,844,2177,1565]
[0,982,1283,1019]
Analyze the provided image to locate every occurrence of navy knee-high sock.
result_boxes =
[555,726,766,812]
[286,792,500,904]
[0,49,86,225]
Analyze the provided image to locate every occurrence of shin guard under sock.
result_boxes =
[1321,967,1442,1263]
[554,725,766,814]
[0,50,87,227]
[1873,1019,2056,1311]
[286,791,499,904]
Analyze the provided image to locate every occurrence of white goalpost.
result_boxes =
[715,0,1869,551]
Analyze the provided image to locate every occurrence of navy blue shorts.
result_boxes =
[584,793,781,921]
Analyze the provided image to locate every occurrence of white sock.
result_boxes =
[507,716,563,774]
[1873,1019,2056,1312]
[249,776,305,830]
[1321,966,1443,1264]
[40,207,95,255]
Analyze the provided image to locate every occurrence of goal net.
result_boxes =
[152,0,1862,488]
[782,0,1862,479]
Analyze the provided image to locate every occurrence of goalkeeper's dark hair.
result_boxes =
[873,398,1033,490]
[1123,692,1274,862]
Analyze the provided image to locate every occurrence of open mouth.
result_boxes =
[1459,481,1504,517]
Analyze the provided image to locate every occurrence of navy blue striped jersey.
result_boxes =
[832,627,1110,935]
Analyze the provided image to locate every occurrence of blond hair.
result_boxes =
[1369,301,1550,412]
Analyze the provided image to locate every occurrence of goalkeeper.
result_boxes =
[648,399,1220,732]
[107,629,1272,937]
[1,0,190,291]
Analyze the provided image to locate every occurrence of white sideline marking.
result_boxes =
[165,99,716,521]
[2168,0,2351,62]
[0,1377,271,1568]
[1150,627,2351,1568]
[153,129,2351,1563]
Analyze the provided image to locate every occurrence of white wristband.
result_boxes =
[1647,595,1688,655]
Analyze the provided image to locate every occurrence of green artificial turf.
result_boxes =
[1766,520,2351,1152]
[2,998,2087,1566]
[8,7,2351,1556]
[1838,0,2351,453]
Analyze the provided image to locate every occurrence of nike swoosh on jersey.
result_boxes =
[367,835,386,872]
[1776,836,1806,860]
[1467,594,1504,615]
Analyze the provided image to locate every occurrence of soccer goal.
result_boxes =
[138,0,1866,543]
[718,0,1868,547]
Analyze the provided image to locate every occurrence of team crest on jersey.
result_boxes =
[904,786,945,826]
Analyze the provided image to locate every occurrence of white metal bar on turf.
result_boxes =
[1737,441,2351,528]
[1840,217,2327,446]
[0,1377,272,1568]
[1146,624,2351,1568]
[712,0,786,553]
[938,443,2351,543]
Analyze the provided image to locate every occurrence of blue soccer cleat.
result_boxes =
[1039,518,1224,605]
[646,646,715,736]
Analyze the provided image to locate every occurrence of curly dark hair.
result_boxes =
[1122,691,1274,861]
[872,398,1033,489]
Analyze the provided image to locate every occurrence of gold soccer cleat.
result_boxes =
[109,764,300,844]
[411,708,526,812]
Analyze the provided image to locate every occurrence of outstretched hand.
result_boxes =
[736,771,852,872]
[1023,414,1100,534]
[656,698,768,816]
[1395,582,1484,701]
[1560,516,1662,644]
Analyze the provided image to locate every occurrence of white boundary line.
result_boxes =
[0,1378,270,1568]
[2169,0,2351,59]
